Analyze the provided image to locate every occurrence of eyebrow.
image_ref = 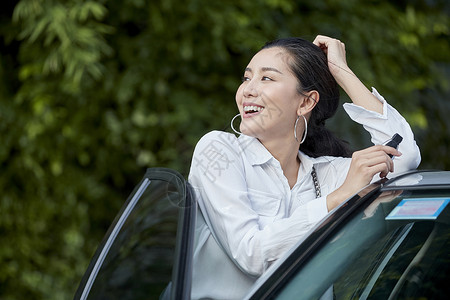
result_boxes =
[245,67,283,74]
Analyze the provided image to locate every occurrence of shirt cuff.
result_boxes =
[305,196,329,224]
[343,87,388,121]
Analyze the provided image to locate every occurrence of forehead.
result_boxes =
[247,47,291,71]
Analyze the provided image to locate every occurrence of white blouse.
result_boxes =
[188,89,421,300]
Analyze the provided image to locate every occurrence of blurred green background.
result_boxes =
[1,0,449,299]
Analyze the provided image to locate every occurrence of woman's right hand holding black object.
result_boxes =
[326,145,402,211]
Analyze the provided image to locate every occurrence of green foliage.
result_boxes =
[0,0,449,299]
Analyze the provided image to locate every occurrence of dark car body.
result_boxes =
[74,169,450,300]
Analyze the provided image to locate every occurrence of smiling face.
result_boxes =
[235,47,305,143]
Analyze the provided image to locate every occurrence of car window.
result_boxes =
[274,189,450,300]
[75,168,190,300]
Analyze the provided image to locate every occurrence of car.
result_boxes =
[74,169,450,300]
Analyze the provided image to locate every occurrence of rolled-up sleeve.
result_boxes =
[343,87,421,175]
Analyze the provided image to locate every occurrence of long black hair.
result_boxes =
[261,37,353,158]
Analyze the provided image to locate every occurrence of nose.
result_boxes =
[243,78,258,98]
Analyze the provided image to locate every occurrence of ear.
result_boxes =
[297,90,319,116]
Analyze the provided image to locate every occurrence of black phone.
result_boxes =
[383,133,403,158]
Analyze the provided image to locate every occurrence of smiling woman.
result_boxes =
[237,48,304,148]
[188,35,421,300]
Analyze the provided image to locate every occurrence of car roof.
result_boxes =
[382,170,450,190]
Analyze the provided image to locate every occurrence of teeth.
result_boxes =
[244,105,264,112]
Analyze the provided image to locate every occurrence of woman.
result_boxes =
[188,35,420,299]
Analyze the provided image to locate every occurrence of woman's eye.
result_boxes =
[241,76,250,82]
[262,76,272,81]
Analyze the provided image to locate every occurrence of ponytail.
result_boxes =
[302,122,352,158]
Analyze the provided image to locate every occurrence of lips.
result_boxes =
[243,103,265,117]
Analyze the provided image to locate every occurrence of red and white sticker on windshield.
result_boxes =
[386,198,450,220]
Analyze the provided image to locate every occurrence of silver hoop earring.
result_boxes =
[294,115,308,144]
[230,113,242,135]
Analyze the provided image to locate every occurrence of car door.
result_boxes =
[74,168,196,300]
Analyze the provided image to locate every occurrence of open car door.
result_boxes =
[74,168,196,300]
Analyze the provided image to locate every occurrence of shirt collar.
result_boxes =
[239,134,333,168]
[297,151,332,172]
[238,134,274,166]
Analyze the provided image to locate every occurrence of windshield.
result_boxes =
[274,189,450,300]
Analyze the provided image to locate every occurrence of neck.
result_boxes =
[259,137,301,188]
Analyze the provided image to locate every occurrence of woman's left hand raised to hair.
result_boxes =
[313,35,383,114]
[313,35,352,80]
